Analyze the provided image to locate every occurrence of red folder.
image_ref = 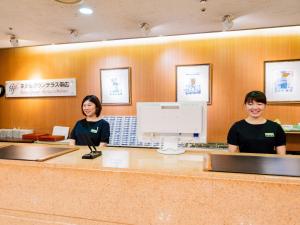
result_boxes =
[22,133,49,141]
[38,135,65,142]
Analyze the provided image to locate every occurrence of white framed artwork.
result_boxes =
[100,67,131,105]
[264,59,300,103]
[176,64,211,104]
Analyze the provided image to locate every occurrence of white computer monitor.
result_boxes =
[137,102,207,154]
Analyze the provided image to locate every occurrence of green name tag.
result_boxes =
[265,132,274,137]
[90,127,98,133]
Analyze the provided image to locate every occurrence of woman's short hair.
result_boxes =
[244,91,267,104]
[81,95,102,117]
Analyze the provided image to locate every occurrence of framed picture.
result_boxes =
[264,59,300,103]
[176,64,212,104]
[100,67,131,105]
[0,84,5,97]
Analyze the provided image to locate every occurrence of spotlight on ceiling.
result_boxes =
[222,15,234,31]
[139,22,150,36]
[199,0,207,12]
[9,34,19,47]
[70,29,79,39]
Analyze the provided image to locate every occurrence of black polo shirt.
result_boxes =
[70,119,110,146]
[227,120,286,154]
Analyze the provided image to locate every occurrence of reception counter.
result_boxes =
[0,142,300,225]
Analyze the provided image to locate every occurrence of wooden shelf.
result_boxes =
[285,131,300,134]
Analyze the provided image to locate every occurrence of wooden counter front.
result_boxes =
[0,143,300,225]
[286,132,300,151]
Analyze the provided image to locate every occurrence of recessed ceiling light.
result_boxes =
[79,7,93,15]
[54,0,82,4]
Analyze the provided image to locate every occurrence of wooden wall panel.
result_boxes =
[0,33,300,144]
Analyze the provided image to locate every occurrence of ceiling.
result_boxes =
[0,0,300,49]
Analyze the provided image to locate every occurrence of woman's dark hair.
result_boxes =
[81,95,102,117]
[244,91,267,104]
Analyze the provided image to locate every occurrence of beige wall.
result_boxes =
[0,32,300,143]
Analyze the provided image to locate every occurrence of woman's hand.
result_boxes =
[99,142,107,147]
[276,145,286,155]
[69,139,76,146]
[228,144,239,153]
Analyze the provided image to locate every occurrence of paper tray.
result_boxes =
[206,153,300,177]
[0,145,79,161]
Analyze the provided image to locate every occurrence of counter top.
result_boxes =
[1,142,300,185]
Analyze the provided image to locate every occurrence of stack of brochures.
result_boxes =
[281,124,300,132]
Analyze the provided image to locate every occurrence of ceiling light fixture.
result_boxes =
[140,22,150,36]
[9,34,19,47]
[70,29,79,39]
[79,7,93,15]
[222,15,234,31]
[54,0,83,4]
[69,29,79,42]
[199,0,207,12]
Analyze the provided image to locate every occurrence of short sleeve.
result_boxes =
[275,124,286,146]
[227,123,239,145]
[100,121,110,143]
[70,121,79,140]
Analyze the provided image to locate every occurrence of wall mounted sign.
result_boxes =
[264,59,300,103]
[176,64,212,104]
[5,78,76,98]
[100,67,131,105]
[0,85,5,97]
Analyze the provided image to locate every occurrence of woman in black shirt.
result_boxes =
[70,95,110,146]
[227,91,286,155]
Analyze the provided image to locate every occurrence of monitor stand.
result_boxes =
[157,136,185,155]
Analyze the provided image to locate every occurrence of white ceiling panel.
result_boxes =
[0,0,299,48]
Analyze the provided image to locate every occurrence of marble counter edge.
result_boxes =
[1,158,300,186]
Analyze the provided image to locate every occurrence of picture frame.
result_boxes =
[176,64,212,104]
[100,67,131,105]
[264,59,300,103]
[0,84,5,97]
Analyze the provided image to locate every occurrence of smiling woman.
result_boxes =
[227,91,286,155]
[69,95,110,147]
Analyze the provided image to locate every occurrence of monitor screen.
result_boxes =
[137,102,207,153]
